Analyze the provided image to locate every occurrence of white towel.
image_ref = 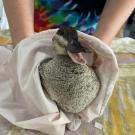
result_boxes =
[0,29,118,135]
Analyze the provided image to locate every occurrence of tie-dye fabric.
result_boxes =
[34,0,105,34]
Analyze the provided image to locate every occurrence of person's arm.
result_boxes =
[94,0,135,44]
[3,0,34,46]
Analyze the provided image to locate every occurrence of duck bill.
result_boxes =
[67,51,86,65]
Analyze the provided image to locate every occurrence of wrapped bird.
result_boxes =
[39,26,100,113]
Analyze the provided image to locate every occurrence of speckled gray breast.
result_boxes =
[39,56,100,113]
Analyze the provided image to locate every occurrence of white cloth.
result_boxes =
[0,29,118,135]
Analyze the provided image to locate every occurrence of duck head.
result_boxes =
[52,26,93,64]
